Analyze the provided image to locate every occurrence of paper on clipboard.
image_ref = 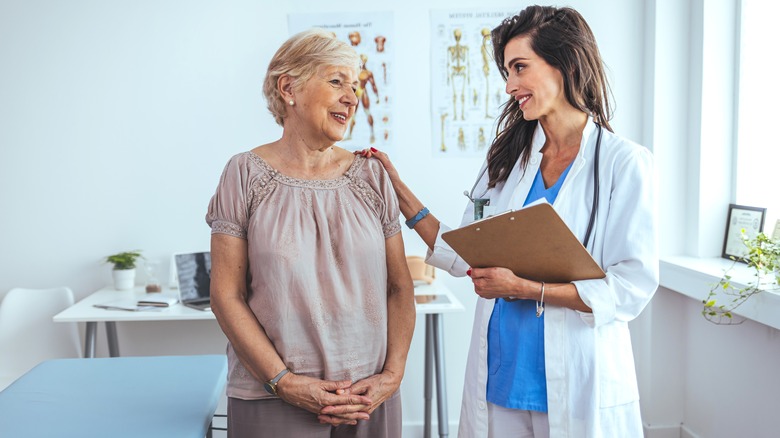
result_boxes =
[441,203,605,283]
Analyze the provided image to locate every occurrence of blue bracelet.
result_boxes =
[405,207,430,229]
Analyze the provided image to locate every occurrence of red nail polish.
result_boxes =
[370,147,378,152]
[466,268,472,277]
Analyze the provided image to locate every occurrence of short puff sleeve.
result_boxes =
[354,157,401,238]
[205,153,258,240]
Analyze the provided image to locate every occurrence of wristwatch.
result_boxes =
[263,368,290,396]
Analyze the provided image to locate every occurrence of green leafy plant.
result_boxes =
[702,230,780,324]
[105,250,143,270]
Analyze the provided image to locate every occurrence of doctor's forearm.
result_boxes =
[547,283,592,313]
[392,177,440,250]
[392,176,424,219]
[517,280,592,313]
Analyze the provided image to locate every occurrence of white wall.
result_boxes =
[639,287,780,438]
[0,0,655,436]
[638,1,780,438]
[0,0,646,291]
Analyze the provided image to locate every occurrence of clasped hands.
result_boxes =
[276,371,400,426]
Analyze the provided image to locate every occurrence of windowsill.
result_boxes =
[660,256,780,330]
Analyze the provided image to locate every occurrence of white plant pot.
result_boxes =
[112,268,136,291]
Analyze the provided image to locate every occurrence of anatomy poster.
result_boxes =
[431,9,517,157]
[288,12,395,152]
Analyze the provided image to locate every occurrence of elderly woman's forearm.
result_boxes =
[212,293,287,382]
[383,281,416,378]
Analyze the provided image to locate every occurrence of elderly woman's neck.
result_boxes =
[262,135,350,181]
[279,130,334,161]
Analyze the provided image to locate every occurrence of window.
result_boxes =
[735,0,780,233]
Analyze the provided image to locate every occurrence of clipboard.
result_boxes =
[441,203,605,283]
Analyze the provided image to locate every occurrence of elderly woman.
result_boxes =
[205,29,415,438]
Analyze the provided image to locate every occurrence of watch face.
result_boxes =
[263,382,276,395]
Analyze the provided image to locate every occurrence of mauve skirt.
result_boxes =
[227,390,402,438]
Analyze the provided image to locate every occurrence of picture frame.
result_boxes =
[722,204,766,261]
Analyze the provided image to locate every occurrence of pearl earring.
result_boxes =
[289,100,294,106]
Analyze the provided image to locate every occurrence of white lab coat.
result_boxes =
[426,119,659,438]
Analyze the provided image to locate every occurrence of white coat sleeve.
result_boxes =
[573,146,659,327]
[425,162,490,278]
[425,222,471,277]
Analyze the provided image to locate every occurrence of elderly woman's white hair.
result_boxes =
[263,28,361,126]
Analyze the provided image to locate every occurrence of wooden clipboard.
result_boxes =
[441,203,605,283]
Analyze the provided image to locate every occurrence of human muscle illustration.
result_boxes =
[374,35,386,52]
[346,53,380,144]
[348,31,361,46]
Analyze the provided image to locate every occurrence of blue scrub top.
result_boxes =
[486,160,573,412]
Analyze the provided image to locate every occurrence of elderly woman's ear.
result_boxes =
[277,74,295,104]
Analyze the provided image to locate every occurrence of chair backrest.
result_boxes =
[0,287,82,390]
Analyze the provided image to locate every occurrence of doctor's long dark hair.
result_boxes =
[486,5,614,188]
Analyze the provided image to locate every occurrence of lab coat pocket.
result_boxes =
[598,323,639,408]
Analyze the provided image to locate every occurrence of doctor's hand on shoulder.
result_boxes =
[355,148,402,185]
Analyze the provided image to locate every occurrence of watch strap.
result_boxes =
[264,368,289,395]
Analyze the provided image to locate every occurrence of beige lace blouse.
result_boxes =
[206,152,401,400]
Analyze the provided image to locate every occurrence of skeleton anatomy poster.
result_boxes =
[288,12,395,152]
[431,9,516,157]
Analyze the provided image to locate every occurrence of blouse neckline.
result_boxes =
[245,151,363,189]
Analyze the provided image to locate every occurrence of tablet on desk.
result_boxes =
[173,251,212,311]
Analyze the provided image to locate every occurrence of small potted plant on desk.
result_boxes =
[106,250,143,291]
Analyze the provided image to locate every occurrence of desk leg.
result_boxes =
[105,322,120,357]
[84,322,97,358]
[433,314,449,438]
[424,315,434,438]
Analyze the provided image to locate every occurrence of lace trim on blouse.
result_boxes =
[245,153,279,218]
[211,220,246,239]
[246,152,361,189]
[343,159,401,237]
[383,218,401,237]
[214,152,399,238]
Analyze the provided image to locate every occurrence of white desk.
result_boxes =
[55,282,464,438]
[53,287,213,358]
[0,355,227,438]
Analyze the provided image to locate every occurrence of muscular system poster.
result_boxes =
[289,12,395,152]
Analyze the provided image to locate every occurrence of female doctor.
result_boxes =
[352,5,659,438]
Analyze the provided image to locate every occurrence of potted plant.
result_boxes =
[106,250,143,291]
[702,231,780,324]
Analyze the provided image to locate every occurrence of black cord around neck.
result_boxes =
[583,123,603,250]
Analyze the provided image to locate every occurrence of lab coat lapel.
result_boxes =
[503,126,546,211]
